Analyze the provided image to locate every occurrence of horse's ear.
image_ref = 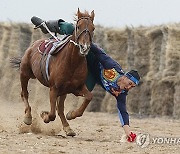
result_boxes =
[90,10,95,21]
[77,8,82,19]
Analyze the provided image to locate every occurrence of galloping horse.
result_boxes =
[11,9,95,136]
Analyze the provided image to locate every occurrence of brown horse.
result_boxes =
[11,9,95,136]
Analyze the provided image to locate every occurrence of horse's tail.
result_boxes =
[10,57,22,69]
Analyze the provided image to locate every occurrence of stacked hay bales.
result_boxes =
[0,22,179,118]
[146,26,168,116]
[145,25,180,117]
[165,25,180,118]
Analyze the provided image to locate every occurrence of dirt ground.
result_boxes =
[0,99,179,154]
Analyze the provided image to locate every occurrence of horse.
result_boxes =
[11,8,95,136]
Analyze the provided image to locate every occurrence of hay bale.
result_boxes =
[146,27,164,80]
[105,28,128,68]
[150,79,174,116]
[163,25,180,77]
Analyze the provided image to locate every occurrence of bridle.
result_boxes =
[70,17,93,55]
[75,17,93,42]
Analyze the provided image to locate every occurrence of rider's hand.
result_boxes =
[111,88,121,97]
[123,125,136,142]
[127,132,136,142]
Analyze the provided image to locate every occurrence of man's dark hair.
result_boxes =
[128,70,140,81]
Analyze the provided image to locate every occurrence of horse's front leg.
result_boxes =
[41,87,58,123]
[66,85,93,120]
[56,95,76,136]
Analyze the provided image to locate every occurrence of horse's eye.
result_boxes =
[77,26,80,30]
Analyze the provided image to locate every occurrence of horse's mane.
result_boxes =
[73,10,91,22]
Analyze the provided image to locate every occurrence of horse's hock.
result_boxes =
[0,22,179,118]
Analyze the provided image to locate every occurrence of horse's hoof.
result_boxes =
[67,130,76,137]
[66,110,74,120]
[63,126,76,137]
[23,116,32,125]
[40,111,50,123]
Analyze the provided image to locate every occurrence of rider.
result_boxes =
[31,17,140,142]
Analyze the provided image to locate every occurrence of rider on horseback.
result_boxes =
[31,16,140,142]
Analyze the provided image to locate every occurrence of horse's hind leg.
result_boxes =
[56,95,76,136]
[66,85,93,120]
[20,73,32,125]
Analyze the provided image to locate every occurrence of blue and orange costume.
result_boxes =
[86,44,129,126]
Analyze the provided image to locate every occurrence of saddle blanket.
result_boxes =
[38,35,71,83]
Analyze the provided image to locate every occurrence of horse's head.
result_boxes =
[72,8,95,56]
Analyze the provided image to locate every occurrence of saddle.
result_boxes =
[38,35,71,55]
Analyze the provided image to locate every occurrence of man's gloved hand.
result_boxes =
[127,132,136,142]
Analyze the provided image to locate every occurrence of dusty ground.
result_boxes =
[0,99,179,154]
